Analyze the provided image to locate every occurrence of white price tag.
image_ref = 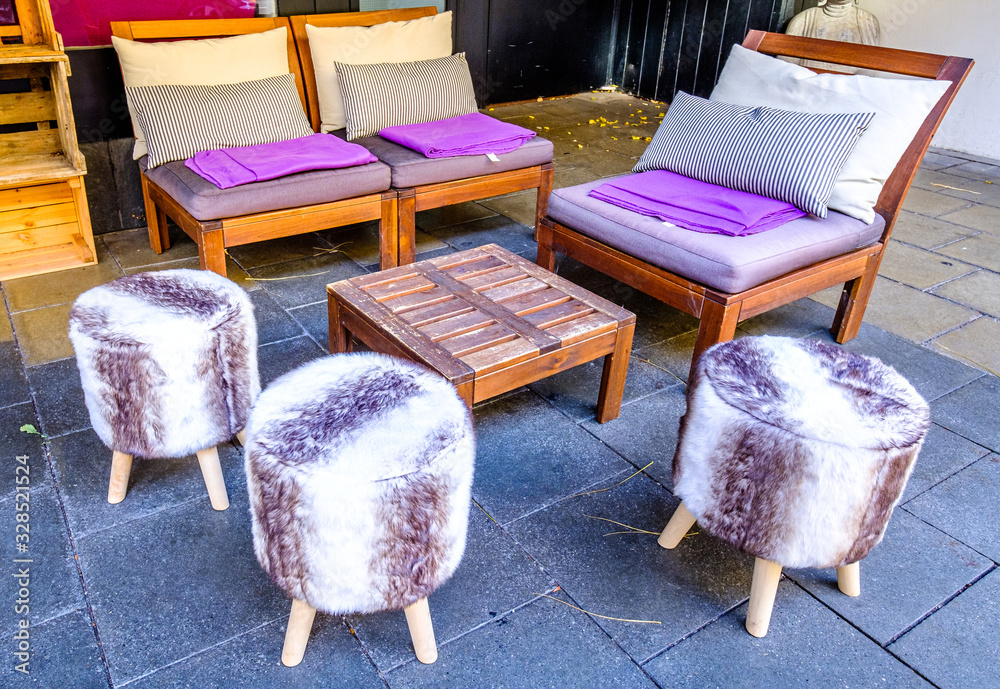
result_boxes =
[486,153,500,162]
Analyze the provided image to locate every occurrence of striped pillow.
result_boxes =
[633,91,875,217]
[335,53,478,141]
[126,73,313,169]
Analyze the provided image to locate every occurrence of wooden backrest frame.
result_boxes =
[289,7,438,132]
[743,31,974,242]
[108,17,309,127]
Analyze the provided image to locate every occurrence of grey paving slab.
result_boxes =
[383,592,658,689]
[644,579,931,689]
[470,389,634,525]
[249,252,366,309]
[102,226,198,270]
[904,454,1000,562]
[528,355,681,423]
[415,201,497,231]
[931,375,1000,452]
[880,240,977,290]
[633,330,700,384]
[812,321,985,402]
[931,316,1000,374]
[942,160,1000,182]
[287,300,330,350]
[0,487,85,628]
[508,475,754,662]
[935,230,1000,272]
[0,609,108,689]
[585,286,698,350]
[48,429,246,539]
[127,616,382,689]
[920,151,971,170]
[0,403,48,500]
[581,385,687,490]
[889,567,1000,689]
[75,496,288,685]
[786,510,992,646]
[547,253,618,295]
[931,269,1000,318]
[891,210,979,250]
[257,335,326,387]
[0,340,30,409]
[350,508,554,672]
[902,422,991,502]
[938,203,1000,235]
[24,357,90,439]
[248,287,304,346]
[423,213,538,256]
[226,232,335,270]
[902,188,971,218]
[738,297,836,339]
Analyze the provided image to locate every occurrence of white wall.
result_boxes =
[863,0,999,160]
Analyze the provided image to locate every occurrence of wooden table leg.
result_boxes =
[595,321,634,423]
[328,295,348,354]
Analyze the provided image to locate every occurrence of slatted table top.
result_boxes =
[328,244,635,411]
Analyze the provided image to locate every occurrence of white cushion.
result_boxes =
[305,12,453,133]
[710,44,951,224]
[112,28,291,160]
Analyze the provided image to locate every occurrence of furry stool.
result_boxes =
[658,336,928,637]
[69,269,258,510]
[244,353,475,667]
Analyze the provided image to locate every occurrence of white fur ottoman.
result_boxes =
[244,353,475,667]
[658,336,928,637]
[69,269,258,510]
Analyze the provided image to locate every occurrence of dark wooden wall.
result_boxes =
[612,0,788,102]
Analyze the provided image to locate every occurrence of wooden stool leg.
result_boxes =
[107,451,133,504]
[235,430,247,447]
[281,598,316,667]
[404,597,438,664]
[746,557,782,638]
[658,501,697,549]
[837,562,861,597]
[196,446,229,511]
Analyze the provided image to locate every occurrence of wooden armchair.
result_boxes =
[290,8,555,267]
[109,18,398,276]
[536,31,973,377]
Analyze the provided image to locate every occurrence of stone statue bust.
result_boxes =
[786,0,881,46]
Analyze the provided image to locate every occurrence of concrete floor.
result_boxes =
[0,92,998,687]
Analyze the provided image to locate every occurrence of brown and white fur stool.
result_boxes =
[658,336,928,637]
[244,352,475,667]
[69,269,259,510]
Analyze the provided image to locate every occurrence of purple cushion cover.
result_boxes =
[548,175,885,294]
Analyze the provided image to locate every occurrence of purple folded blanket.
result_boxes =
[379,112,536,158]
[185,133,378,189]
[589,170,807,236]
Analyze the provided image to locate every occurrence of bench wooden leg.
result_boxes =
[397,189,417,266]
[197,224,227,277]
[379,190,400,270]
[141,174,170,253]
[404,597,438,664]
[690,299,741,380]
[281,598,316,667]
[534,162,554,238]
[535,221,557,272]
[596,321,634,423]
[107,451,133,504]
[658,501,697,549]
[832,249,883,344]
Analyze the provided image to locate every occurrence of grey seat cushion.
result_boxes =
[141,156,392,221]
[334,129,553,188]
[547,176,885,294]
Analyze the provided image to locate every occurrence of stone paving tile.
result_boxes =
[633,330,700,385]
[415,202,497,231]
[931,317,1000,374]
[553,165,601,189]
[920,151,972,170]
[478,190,538,228]
[0,339,30,409]
[11,302,75,367]
[25,357,89,439]
[287,300,330,351]
[75,496,288,685]
[383,592,658,689]
[739,297,836,339]
[581,385,687,490]
[786,510,992,645]
[320,220,447,268]
[528,356,681,423]
[880,240,977,289]
[350,508,554,672]
[508,475,754,662]
[931,269,1000,317]
[559,149,637,177]
[0,403,48,500]
[942,160,1000,182]
[912,169,1000,209]
[248,287,304,346]
[935,231,1000,272]
[0,609,107,689]
[423,213,538,256]
[0,487,85,628]
[809,276,977,344]
[902,422,991,503]
[0,298,12,341]
[581,285,698,350]
[901,188,972,218]
[122,256,256,294]
[257,335,326,387]
[128,616,382,689]
[889,568,1000,689]
[227,232,337,270]
[470,389,633,525]
[49,428,247,539]
[2,241,122,313]
[811,321,985,402]
[931,375,1000,452]
[644,579,931,689]
[938,203,1000,235]
[102,226,198,270]
[249,252,366,309]
[891,210,979,249]
[904,455,1000,562]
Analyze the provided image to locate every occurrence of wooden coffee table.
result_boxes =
[327,244,635,423]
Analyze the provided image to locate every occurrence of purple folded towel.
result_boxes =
[379,112,536,158]
[589,170,807,236]
[185,133,378,189]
